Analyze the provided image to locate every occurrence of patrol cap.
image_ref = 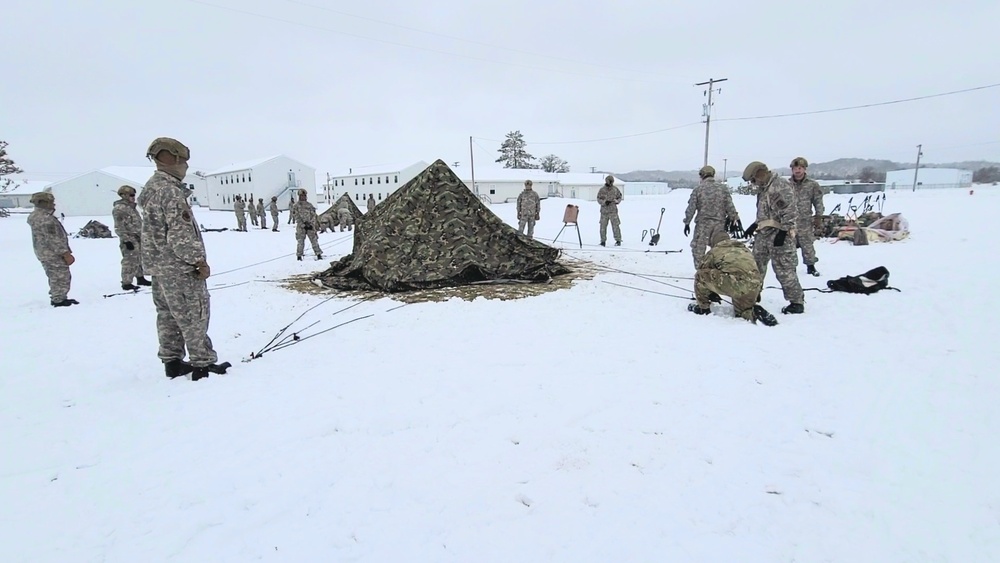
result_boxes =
[146,137,190,160]
[699,165,716,178]
[790,157,808,168]
[117,185,136,197]
[29,191,54,205]
[742,161,768,182]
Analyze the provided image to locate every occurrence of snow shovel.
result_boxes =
[641,229,649,242]
[648,208,665,246]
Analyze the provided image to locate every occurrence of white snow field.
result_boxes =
[1,186,998,562]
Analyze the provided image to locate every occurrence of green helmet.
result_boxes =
[146,137,190,160]
[742,161,768,182]
[29,191,54,205]
[699,165,716,178]
[117,185,136,197]
[790,157,808,168]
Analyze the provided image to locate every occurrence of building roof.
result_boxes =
[332,160,429,177]
[556,172,617,185]
[462,168,559,183]
[101,166,158,185]
[206,155,283,176]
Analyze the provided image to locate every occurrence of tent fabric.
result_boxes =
[76,220,112,239]
[319,193,363,230]
[316,159,569,292]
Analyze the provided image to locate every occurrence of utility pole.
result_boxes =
[695,77,727,167]
[911,144,923,192]
[469,136,477,195]
[590,166,597,173]
[723,158,728,179]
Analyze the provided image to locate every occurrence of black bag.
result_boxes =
[826,266,898,294]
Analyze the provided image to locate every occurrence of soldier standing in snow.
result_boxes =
[367,194,376,213]
[293,189,323,260]
[516,179,541,239]
[688,231,776,326]
[789,157,825,276]
[234,196,247,231]
[269,196,280,232]
[112,185,151,291]
[683,165,740,269]
[741,161,805,314]
[287,194,296,224]
[256,198,267,230]
[139,137,229,380]
[247,196,259,227]
[596,175,622,246]
[27,191,78,307]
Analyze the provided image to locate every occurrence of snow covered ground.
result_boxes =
[2,186,998,562]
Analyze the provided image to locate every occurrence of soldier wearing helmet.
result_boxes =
[233,195,247,231]
[683,164,740,268]
[597,175,623,246]
[268,195,280,232]
[367,194,376,214]
[112,184,150,290]
[256,198,267,230]
[740,161,805,314]
[292,188,323,260]
[788,156,825,276]
[27,191,78,307]
[516,179,541,239]
[138,137,228,380]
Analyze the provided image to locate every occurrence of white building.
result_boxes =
[885,168,973,190]
[44,166,205,217]
[460,168,620,203]
[204,155,316,211]
[622,181,671,196]
[323,161,429,207]
[0,179,53,209]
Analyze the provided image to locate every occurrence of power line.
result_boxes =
[274,0,675,82]
[475,82,1000,146]
[182,0,674,85]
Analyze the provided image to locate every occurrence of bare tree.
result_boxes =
[539,154,570,173]
[0,140,24,193]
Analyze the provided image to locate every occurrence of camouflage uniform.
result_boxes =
[749,169,804,306]
[287,197,295,224]
[293,194,323,258]
[256,200,266,229]
[139,168,219,368]
[337,205,353,232]
[694,234,763,321]
[268,198,280,231]
[248,199,258,226]
[791,176,824,266]
[516,184,541,238]
[367,196,376,213]
[112,194,144,286]
[27,194,74,304]
[234,198,247,231]
[596,177,623,245]
[684,177,739,268]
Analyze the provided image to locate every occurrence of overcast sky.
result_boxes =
[3,0,999,182]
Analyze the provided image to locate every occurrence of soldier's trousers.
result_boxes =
[260,213,267,229]
[690,220,726,269]
[152,274,218,367]
[795,224,818,266]
[249,212,258,226]
[599,210,622,243]
[236,214,246,231]
[695,268,762,320]
[119,240,143,284]
[518,217,536,238]
[753,228,805,304]
[40,259,71,302]
[296,228,321,257]
[271,212,279,231]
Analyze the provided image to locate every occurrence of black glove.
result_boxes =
[730,219,745,238]
[774,229,787,247]
[708,291,722,304]
[124,241,134,251]
[303,223,313,231]
[683,224,690,237]
[743,222,757,239]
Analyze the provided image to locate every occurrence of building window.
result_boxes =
[362,178,366,185]
[385,176,389,183]
[377,177,381,184]
[249,173,252,182]
[355,179,358,185]
[394,175,398,183]
[379,193,382,200]
[490,189,496,194]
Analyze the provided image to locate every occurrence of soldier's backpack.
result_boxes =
[826,266,899,294]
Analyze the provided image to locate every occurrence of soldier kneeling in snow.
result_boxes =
[688,231,777,326]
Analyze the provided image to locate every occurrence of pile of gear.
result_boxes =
[76,220,113,238]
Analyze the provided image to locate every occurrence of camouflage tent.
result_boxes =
[319,193,363,231]
[76,220,112,238]
[316,159,570,292]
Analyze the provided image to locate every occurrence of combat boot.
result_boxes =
[51,299,79,307]
[614,241,621,246]
[781,302,805,314]
[752,305,778,326]
[599,241,606,247]
[297,255,303,261]
[122,283,139,291]
[164,359,193,379]
[136,276,152,286]
[315,254,323,260]
[806,264,820,277]
[191,366,210,381]
[687,303,711,315]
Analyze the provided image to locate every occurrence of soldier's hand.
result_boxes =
[195,261,211,280]
[535,214,539,221]
[683,223,690,237]
[743,222,757,239]
[124,241,135,251]
[63,252,75,266]
[813,216,823,229]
